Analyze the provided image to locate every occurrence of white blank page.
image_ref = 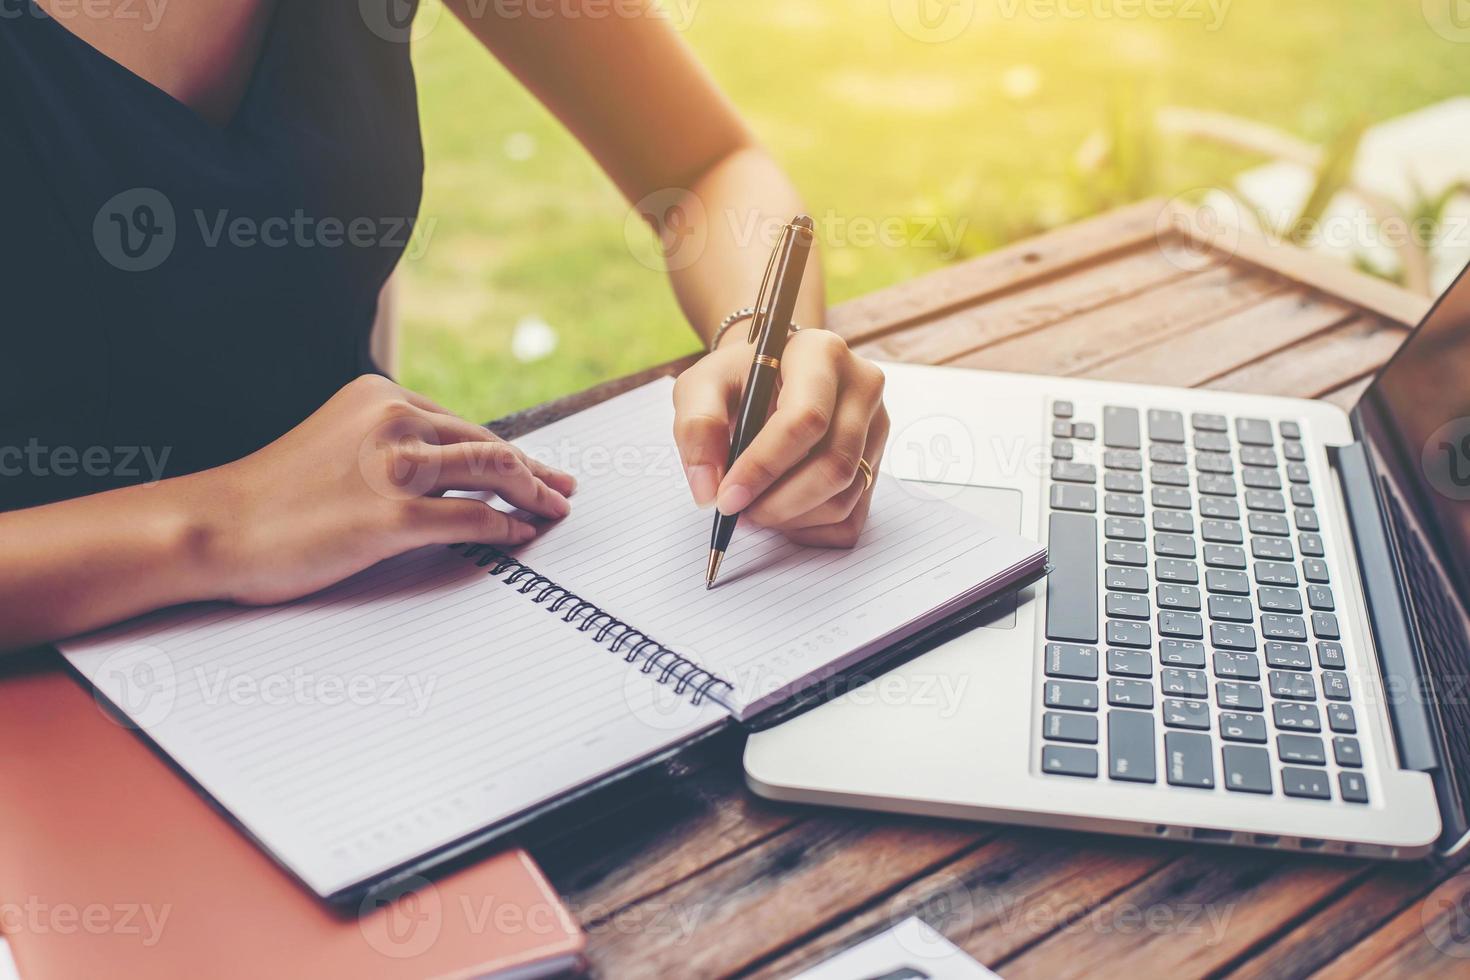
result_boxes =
[508,379,1045,718]
[60,546,726,898]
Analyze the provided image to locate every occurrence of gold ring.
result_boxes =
[856,457,874,491]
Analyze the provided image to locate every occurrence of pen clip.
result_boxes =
[748,221,792,344]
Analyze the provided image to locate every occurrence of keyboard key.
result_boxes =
[1291,485,1315,508]
[1052,461,1097,483]
[1240,445,1279,467]
[1258,587,1303,613]
[1159,610,1204,639]
[1155,558,1199,584]
[1159,640,1207,668]
[1245,489,1286,513]
[1198,474,1238,496]
[1254,561,1298,586]
[1053,420,1074,439]
[1104,406,1142,449]
[1201,520,1243,544]
[1105,493,1145,517]
[1042,745,1098,778]
[1334,736,1362,768]
[1107,620,1152,648]
[1151,464,1190,487]
[1219,711,1267,743]
[1152,487,1192,509]
[1273,702,1320,732]
[1196,452,1235,475]
[1046,513,1099,643]
[1295,509,1320,532]
[1164,732,1215,788]
[1339,771,1369,804]
[1276,733,1326,765]
[1303,558,1330,583]
[1153,510,1194,533]
[1160,667,1208,699]
[1163,698,1210,730]
[1105,472,1145,494]
[1045,680,1100,712]
[1045,643,1100,680]
[1217,681,1265,712]
[1248,513,1291,537]
[1050,484,1097,512]
[1105,517,1147,541]
[1283,442,1306,462]
[1316,641,1346,670]
[1206,569,1250,595]
[1108,710,1157,782]
[1322,671,1351,701]
[1106,542,1148,567]
[1280,421,1301,439]
[1192,412,1228,432]
[1044,711,1099,743]
[1154,533,1196,558]
[1300,533,1325,557]
[1156,584,1201,610]
[1213,651,1260,680]
[1208,595,1253,623]
[1236,418,1274,446]
[1205,545,1247,569]
[1108,678,1154,709]
[1106,593,1150,620]
[1282,767,1331,800]
[1194,431,1232,453]
[1147,409,1186,444]
[1265,641,1312,670]
[1199,496,1241,520]
[1261,614,1308,642]
[1252,537,1294,561]
[1074,422,1097,440]
[1269,670,1316,701]
[1211,623,1257,650]
[1307,585,1334,611]
[1052,400,1074,419]
[1052,442,1075,460]
[1107,649,1153,677]
[1312,612,1341,639]
[1327,703,1356,733]
[1223,745,1273,794]
[1150,444,1188,465]
[1243,467,1282,490]
[1286,461,1310,482]
[1105,449,1143,471]
[1107,566,1149,593]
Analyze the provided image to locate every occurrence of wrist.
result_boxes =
[156,466,242,604]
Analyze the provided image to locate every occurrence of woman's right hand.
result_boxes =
[197,374,576,606]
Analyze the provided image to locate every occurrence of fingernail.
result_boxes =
[716,483,753,516]
[514,522,537,543]
[686,464,719,508]
[548,489,571,518]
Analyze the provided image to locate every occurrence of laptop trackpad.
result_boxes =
[902,480,1024,630]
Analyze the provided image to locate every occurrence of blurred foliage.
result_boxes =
[400,0,1467,422]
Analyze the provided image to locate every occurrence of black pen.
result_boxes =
[706,215,816,588]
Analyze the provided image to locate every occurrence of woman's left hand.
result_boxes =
[672,329,889,547]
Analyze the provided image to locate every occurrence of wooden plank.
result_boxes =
[1321,375,1375,413]
[855,245,1193,366]
[585,815,987,978]
[946,263,1286,376]
[828,199,1168,346]
[747,832,1178,979]
[1084,291,1356,387]
[1311,868,1470,977]
[1206,316,1408,398]
[997,851,1364,979]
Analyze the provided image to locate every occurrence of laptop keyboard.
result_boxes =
[1038,401,1368,805]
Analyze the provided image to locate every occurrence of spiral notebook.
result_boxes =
[58,378,1045,906]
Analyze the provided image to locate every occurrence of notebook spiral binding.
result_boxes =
[450,544,734,708]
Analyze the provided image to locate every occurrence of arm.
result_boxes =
[0,376,574,654]
[451,5,888,544]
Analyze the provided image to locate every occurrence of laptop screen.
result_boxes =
[1354,261,1470,815]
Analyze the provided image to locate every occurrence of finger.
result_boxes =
[671,362,739,508]
[409,407,577,496]
[406,496,540,547]
[745,373,883,527]
[427,442,572,520]
[715,336,842,515]
[782,409,888,544]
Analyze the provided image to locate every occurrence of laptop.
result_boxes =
[745,261,1470,858]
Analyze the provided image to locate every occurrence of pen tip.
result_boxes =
[704,550,724,589]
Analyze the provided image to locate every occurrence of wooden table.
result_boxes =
[495,200,1469,978]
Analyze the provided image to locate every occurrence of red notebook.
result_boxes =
[0,660,586,979]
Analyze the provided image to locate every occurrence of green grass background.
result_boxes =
[399,0,1467,423]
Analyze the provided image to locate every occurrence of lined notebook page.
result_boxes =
[507,379,1044,718]
[60,546,726,898]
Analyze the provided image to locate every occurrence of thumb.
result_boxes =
[672,362,738,508]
